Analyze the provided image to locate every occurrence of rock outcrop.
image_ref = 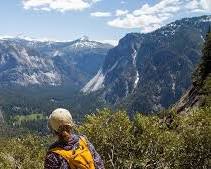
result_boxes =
[172,28,211,113]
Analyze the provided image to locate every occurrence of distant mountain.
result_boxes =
[0,36,112,87]
[82,15,211,114]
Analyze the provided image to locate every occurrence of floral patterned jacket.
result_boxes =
[44,134,104,169]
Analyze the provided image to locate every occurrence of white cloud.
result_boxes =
[116,9,128,16]
[108,0,211,33]
[200,0,211,10]
[22,0,100,12]
[91,12,111,17]
[120,1,126,4]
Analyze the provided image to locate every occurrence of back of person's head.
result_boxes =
[48,108,74,141]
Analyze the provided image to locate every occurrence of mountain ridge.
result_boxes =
[83,15,211,114]
[0,37,113,87]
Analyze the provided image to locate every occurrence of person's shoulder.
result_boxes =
[48,133,86,150]
[72,133,88,140]
[78,134,89,141]
[71,133,80,139]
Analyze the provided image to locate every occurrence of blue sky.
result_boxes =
[0,0,211,45]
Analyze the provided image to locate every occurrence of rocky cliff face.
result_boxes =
[172,74,211,113]
[83,15,211,114]
[172,29,211,113]
[0,37,112,87]
[171,86,205,113]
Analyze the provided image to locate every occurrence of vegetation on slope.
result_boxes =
[172,28,211,113]
[0,85,105,124]
[192,27,211,107]
[0,108,210,169]
[193,27,211,88]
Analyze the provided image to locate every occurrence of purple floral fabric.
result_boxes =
[44,134,105,169]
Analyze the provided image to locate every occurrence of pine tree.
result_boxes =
[193,26,211,87]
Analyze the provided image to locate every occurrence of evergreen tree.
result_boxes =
[193,26,211,86]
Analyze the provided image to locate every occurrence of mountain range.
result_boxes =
[82,15,211,114]
[0,36,112,87]
[0,15,210,115]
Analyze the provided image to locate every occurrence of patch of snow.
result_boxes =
[200,17,211,22]
[53,50,61,57]
[201,35,205,42]
[132,48,140,89]
[125,81,129,97]
[168,23,177,28]
[170,74,176,95]
[82,59,120,93]
[72,41,99,49]
[172,82,176,91]
[134,73,139,88]
[79,36,89,41]
[0,55,6,64]
[107,61,119,73]
[82,69,105,92]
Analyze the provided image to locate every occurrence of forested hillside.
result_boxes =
[0,86,104,133]
[173,27,211,112]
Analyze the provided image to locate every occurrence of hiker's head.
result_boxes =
[48,108,74,141]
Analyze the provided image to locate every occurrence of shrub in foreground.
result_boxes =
[79,108,211,169]
[0,108,210,169]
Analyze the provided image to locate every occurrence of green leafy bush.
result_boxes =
[79,109,134,168]
[79,108,211,169]
[0,135,51,169]
[0,108,210,169]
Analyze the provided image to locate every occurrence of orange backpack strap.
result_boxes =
[79,136,88,147]
[50,136,95,169]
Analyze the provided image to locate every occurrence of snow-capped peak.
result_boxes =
[79,36,89,41]
[71,37,101,49]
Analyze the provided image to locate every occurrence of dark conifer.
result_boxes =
[193,26,211,86]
